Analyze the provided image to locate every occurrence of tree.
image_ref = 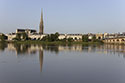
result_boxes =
[14,33,21,41]
[67,38,73,42]
[41,32,60,42]
[82,35,89,42]
[55,32,59,41]
[92,35,96,42]
[22,32,29,40]
[0,34,7,42]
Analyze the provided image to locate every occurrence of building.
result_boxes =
[16,29,37,34]
[7,33,16,41]
[103,37,125,44]
[7,29,37,41]
[104,33,125,39]
[66,34,82,40]
[88,33,94,40]
[103,33,125,44]
[58,34,66,39]
[28,33,47,40]
[39,9,44,34]
[58,34,82,41]
[95,33,104,40]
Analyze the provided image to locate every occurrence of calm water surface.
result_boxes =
[0,43,125,83]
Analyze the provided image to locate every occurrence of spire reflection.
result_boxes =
[39,49,43,72]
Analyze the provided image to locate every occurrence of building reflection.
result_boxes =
[0,43,125,71]
[6,43,44,72]
[5,43,125,57]
[0,43,125,72]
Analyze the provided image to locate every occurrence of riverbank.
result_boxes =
[6,40,103,45]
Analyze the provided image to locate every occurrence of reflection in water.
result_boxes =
[0,43,125,57]
[42,45,59,53]
[39,50,43,72]
[0,43,125,83]
[0,43,125,72]
[0,43,7,51]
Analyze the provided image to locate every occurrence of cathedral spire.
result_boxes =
[39,9,44,34]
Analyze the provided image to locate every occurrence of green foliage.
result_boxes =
[82,35,89,42]
[60,38,67,42]
[13,43,31,54]
[41,32,59,42]
[0,42,7,51]
[15,33,21,41]
[67,38,73,42]
[0,34,7,42]
[91,35,103,43]
[92,35,96,42]
[54,32,59,41]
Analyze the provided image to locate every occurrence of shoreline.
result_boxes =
[1,41,125,45]
[4,40,103,45]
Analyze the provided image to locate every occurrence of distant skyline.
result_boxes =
[0,0,125,34]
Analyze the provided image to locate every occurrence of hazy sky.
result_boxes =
[0,0,125,34]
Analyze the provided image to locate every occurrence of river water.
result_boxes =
[0,43,125,83]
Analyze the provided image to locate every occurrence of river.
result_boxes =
[0,43,125,83]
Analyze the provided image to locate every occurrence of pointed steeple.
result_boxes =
[39,9,44,34]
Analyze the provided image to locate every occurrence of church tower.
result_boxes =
[39,9,44,34]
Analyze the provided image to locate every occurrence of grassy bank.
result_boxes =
[7,40,103,45]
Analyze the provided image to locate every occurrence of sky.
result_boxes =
[0,0,125,34]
